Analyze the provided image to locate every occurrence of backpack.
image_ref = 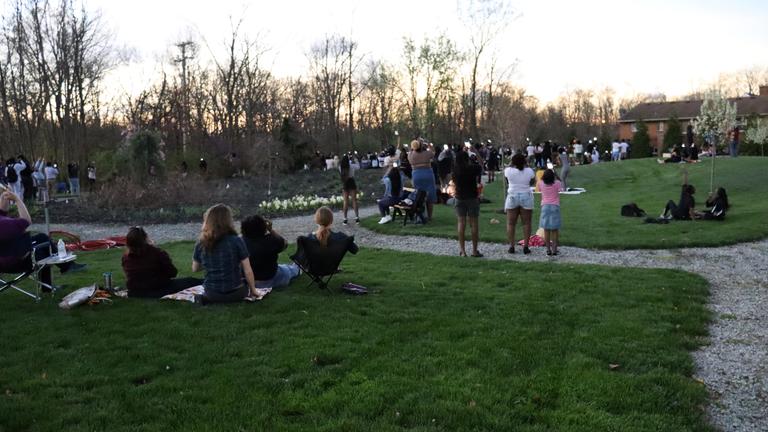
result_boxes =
[621,202,646,217]
[6,166,18,184]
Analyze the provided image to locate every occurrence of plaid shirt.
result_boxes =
[193,235,248,294]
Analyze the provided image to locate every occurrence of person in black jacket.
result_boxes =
[452,150,483,257]
[241,215,300,289]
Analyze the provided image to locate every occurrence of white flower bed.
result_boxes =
[259,192,363,213]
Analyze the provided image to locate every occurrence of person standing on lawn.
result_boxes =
[408,139,437,221]
[452,150,483,257]
[339,154,359,225]
[538,169,562,256]
[504,153,535,255]
[67,162,80,195]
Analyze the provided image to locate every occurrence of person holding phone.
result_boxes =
[504,154,535,254]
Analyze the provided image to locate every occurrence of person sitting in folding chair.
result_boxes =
[291,206,358,291]
[0,189,83,293]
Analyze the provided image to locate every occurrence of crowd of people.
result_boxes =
[0,155,96,203]
[0,131,735,301]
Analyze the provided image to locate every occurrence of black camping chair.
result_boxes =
[290,234,357,291]
[0,233,51,301]
[392,190,427,226]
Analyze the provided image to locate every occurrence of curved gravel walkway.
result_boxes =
[31,207,768,431]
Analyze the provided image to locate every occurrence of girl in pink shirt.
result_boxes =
[537,169,562,256]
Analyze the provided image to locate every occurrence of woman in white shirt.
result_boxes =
[504,154,535,254]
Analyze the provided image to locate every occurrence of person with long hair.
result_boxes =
[504,153,535,254]
[122,227,202,298]
[698,187,729,220]
[310,206,359,252]
[376,164,405,224]
[557,146,570,191]
[537,169,562,256]
[339,154,359,225]
[192,204,257,304]
[241,214,300,289]
[452,150,483,257]
[407,139,437,220]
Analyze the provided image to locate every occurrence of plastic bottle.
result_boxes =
[57,239,67,258]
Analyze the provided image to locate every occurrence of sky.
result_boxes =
[97,0,768,105]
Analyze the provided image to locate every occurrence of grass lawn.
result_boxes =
[362,156,768,249]
[0,243,712,431]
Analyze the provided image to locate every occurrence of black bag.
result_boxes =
[621,203,646,217]
[5,166,17,184]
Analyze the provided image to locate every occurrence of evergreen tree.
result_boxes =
[663,114,682,151]
[632,120,652,157]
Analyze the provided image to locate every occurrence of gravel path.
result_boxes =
[30,207,768,431]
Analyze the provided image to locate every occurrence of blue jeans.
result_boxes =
[254,263,300,289]
[69,178,80,195]
[729,141,738,157]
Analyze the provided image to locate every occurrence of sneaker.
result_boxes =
[378,215,393,224]
[355,217,360,224]
[342,219,348,226]
[523,246,531,255]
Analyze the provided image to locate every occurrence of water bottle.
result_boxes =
[57,239,67,259]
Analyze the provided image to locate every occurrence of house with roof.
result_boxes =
[618,85,768,150]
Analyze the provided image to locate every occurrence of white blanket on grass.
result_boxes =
[161,285,272,303]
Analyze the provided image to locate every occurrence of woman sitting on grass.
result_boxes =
[122,226,202,298]
[696,187,729,220]
[377,163,406,225]
[192,204,257,304]
[311,206,359,254]
[662,169,696,221]
[241,214,300,289]
[537,169,562,256]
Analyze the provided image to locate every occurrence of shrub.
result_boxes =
[632,119,652,157]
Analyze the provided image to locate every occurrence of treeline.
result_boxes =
[5,0,758,175]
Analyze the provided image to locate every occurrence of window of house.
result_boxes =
[659,122,665,132]
[631,123,637,133]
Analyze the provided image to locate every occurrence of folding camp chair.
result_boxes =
[1,233,49,301]
[392,190,427,226]
[290,234,357,291]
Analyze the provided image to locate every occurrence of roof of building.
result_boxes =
[619,96,768,123]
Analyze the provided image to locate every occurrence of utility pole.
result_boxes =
[174,41,196,155]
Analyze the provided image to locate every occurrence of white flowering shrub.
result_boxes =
[693,90,737,149]
[259,192,364,213]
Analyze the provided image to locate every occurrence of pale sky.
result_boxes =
[98,0,768,105]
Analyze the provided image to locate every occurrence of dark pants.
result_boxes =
[664,200,689,220]
[128,277,203,299]
[378,196,400,216]
[31,233,72,287]
[202,284,248,304]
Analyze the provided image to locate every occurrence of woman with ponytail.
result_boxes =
[309,206,358,253]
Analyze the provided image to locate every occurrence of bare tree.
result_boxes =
[458,0,518,139]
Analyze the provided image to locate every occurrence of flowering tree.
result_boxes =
[745,118,768,157]
[692,91,737,192]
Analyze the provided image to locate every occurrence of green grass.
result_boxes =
[362,157,768,249]
[0,243,712,431]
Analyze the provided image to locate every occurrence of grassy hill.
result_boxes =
[363,157,768,249]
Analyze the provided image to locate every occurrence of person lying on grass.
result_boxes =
[241,214,300,289]
[661,168,696,221]
[191,204,257,304]
[121,226,202,298]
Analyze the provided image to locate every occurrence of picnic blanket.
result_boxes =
[530,187,586,195]
[161,285,272,303]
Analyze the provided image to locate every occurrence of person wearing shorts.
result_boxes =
[452,150,483,257]
[504,153,535,254]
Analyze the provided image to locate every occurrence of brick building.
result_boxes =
[618,85,768,151]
